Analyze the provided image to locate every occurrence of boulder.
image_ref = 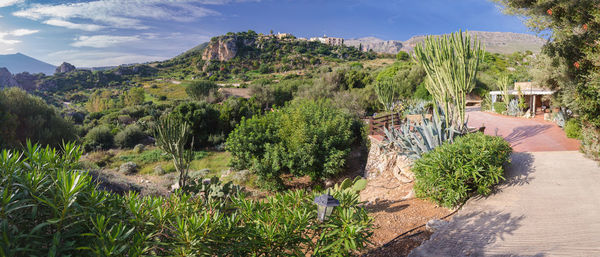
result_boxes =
[119,162,138,174]
[55,62,76,74]
[154,165,166,175]
[426,219,449,232]
[133,144,145,153]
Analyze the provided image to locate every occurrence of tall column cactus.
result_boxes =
[154,116,194,188]
[374,78,397,112]
[498,75,511,112]
[413,30,484,129]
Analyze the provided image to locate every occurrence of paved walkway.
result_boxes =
[410,111,600,257]
[466,109,580,152]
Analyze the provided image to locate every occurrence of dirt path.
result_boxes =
[466,109,580,152]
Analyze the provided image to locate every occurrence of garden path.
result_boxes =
[409,110,600,256]
[466,109,579,152]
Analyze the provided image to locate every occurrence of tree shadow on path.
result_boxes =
[504,125,552,148]
[409,210,544,257]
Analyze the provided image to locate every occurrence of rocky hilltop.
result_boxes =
[55,62,77,74]
[202,34,255,62]
[345,31,547,54]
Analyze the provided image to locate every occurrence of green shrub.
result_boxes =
[493,102,507,114]
[581,125,600,161]
[226,111,280,171]
[227,100,359,187]
[115,124,146,148]
[0,143,373,256]
[0,87,76,148]
[565,119,582,139]
[413,132,512,208]
[83,125,114,151]
[171,101,221,147]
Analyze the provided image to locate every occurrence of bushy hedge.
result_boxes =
[413,132,512,208]
[227,100,361,188]
[0,143,372,256]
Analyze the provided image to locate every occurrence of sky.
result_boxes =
[0,0,532,67]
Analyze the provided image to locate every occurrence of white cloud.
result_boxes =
[44,19,106,31]
[71,35,140,48]
[13,0,222,30]
[0,28,38,45]
[0,0,23,8]
[10,28,38,36]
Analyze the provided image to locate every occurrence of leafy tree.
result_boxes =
[121,87,145,107]
[0,87,76,148]
[171,101,220,147]
[227,100,360,188]
[219,97,259,134]
[86,90,115,112]
[396,51,410,61]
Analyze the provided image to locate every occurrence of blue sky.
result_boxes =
[0,0,531,67]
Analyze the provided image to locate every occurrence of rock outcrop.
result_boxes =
[202,35,255,62]
[0,68,18,88]
[55,62,76,74]
[14,72,40,91]
[364,137,415,183]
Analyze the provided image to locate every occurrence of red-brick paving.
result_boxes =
[466,109,580,152]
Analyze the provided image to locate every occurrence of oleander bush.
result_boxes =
[226,99,361,188]
[0,142,373,256]
[412,132,512,208]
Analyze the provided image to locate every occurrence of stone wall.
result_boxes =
[364,136,415,183]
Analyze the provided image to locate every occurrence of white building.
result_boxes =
[309,35,344,46]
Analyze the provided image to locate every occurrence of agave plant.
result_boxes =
[507,98,521,116]
[382,109,467,159]
[403,100,430,115]
[553,107,571,128]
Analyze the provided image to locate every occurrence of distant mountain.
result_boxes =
[345,31,547,55]
[0,53,56,75]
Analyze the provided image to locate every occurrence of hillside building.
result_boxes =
[309,35,344,46]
